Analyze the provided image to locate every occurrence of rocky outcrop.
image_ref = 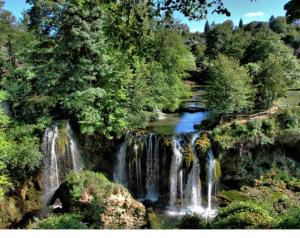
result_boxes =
[0,176,42,228]
[51,171,147,229]
[100,186,146,229]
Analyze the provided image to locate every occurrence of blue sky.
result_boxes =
[4,0,288,32]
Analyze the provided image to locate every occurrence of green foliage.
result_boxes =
[213,201,273,229]
[66,170,112,201]
[177,214,208,229]
[284,0,300,24]
[0,109,43,188]
[212,118,280,150]
[278,108,300,130]
[0,90,10,126]
[65,171,127,228]
[0,161,10,200]
[275,207,300,228]
[207,55,254,114]
[252,55,286,110]
[14,1,196,137]
[33,213,88,229]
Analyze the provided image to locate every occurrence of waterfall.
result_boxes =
[133,141,142,196]
[113,131,219,218]
[42,122,83,204]
[203,149,218,218]
[42,126,60,202]
[145,134,159,201]
[114,131,131,186]
[184,133,203,213]
[169,136,184,210]
[67,122,82,172]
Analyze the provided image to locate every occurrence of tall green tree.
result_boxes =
[238,18,243,29]
[207,55,254,114]
[284,0,300,23]
[253,55,286,110]
[204,20,210,32]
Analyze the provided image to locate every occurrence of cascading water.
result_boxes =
[145,134,159,201]
[67,123,82,172]
[42,122,83,204]
[168,133,205,215]
[169,136,184,210]
[114,133,219,218]
[203,149,218,218]
[184,133,203,213]
[42,126,60,202]
[113,84,219,219]
[114,131,131,186]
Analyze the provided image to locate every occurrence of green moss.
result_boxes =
[183,144,194,169]
[163,137,173,148]
[0,196,22,228]
[195,133,211,155]
[219,190,249,203]
[214,160,221,181]
[213,201,273,229]
[56,127,68,155]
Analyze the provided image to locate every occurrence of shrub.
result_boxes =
[33,213,88,229]
[247,120,262,136]
[212,201,272,229]
[177,214,209,229]
[275,207,300,229]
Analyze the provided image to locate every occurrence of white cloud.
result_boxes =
[190,27,200,33]
[245,11,264,17]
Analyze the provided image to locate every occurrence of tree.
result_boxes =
[284,0,300,23]
[269,16,288,34]
[207,55,254,114]
[243,31,280,63]
[204,20,210,32]
[253,55,286,110]
[238,18,243,29]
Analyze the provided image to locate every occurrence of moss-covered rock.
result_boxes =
[53,171,146,229]
[212,201,273,229]
[183,144,194,170]
[0,197,22,228]
[195,133,211,156]
[0,176,42,228]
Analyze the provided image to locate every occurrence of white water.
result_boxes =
[184,133,204,213]
[42,126,60,202]
[167,134,218,218]
[114,131,131,186]
[42,122,83,204]
[113,132,219,219]
[203,150,217,218]
[168,133,205,215]
[133,142,143,196]
[145,134,159,201]
[169,136,184,210]
[67,122,82,172]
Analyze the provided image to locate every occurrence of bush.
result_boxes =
[212,201,272,229]
[33,213,88,229]
[177,214,209,229]
[65,171,118,228]
[0,122,43,187]
[278,109,300,129]
[247,120,262,136]
[275,207,300,229]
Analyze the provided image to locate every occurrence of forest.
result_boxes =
[0,0,300,230]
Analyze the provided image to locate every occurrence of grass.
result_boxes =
[277,89,300,108]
